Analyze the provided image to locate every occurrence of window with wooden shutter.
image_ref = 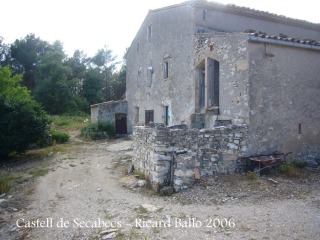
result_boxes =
[145,110,154,124]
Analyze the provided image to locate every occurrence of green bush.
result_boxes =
[80,121,115,140]
[291,160,307,169]
[245,171,259,181]
[0,175,10,194]
[0,67,49,159]
[51,129,70,144]
[277,164,299,177]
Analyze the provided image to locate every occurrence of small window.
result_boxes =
[137,43,140,52]
[163,61,169,79]
[145,110,154,124]
[147,24,152,41]
[202,9,207,21]
[147,65,153,87]
[137,69,141,87]
[135,107,139,123]
[208,59,219,107]
[164,106,169,126]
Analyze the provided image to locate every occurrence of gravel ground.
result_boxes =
[0,137,319,240]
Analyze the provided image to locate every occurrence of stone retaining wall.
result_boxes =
[132,125,248,192]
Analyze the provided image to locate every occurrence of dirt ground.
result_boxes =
[0,136,319,240]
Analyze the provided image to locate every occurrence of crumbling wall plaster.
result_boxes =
[248,42,320,164]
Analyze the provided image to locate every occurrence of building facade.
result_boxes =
[126,0,320,160]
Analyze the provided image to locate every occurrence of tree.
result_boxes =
[0,67,48,159]
[34,41,75,114]
[90,47,118,101]
[0,36,10,67]
[10,34,49,91]
[65,50,89,81]
[109,64,126,100]
[82,68,104,105]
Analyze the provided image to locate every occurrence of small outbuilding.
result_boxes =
[90,100,128,134]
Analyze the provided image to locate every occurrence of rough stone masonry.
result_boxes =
[132,124,248,192]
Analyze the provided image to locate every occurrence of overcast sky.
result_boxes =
[1,0,319,60]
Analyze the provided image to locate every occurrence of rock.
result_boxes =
[159,186,174,196]
[102,232,116,239]
[267,178,278,184]
[119,175,137,188]
[10,226,18,232]
[306,160,318,168]
[99,229,118,235]
[174,185,181,193]
[140,203,158,212]
[97,188,102,192]
[135,180,146,188]
[0,193,5,198]
[0,199,6,205]
[127,163,134,174]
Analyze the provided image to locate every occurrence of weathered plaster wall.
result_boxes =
[248,42,320,162]
[90,100,127,123]
[133,125,248,191]
[194,6,320,41]
[126,5,196,133]
[91,105,98,123]
[194,33,250,127]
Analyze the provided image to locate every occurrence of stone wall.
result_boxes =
[133,124,248,192]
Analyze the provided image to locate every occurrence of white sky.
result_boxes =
[1,0,320,60]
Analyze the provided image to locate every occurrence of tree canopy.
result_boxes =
[0,34,126,114]
[0,67,49,159]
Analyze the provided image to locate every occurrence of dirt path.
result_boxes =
[1,138,320,240]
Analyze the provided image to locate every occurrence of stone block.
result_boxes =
[222,153,238,161]
[174,169,194,178]
[154,154,172,161]
[227,143,238,150]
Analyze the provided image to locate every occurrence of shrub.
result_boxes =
[245,171,259,181]
[0,175,10,194]
[51,129,70,144]
[0,67,49,159]
[80,121,115,140]
[291,160,307,169]
[277,164,299,177]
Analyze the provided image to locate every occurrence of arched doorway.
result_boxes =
[115,113,127,134]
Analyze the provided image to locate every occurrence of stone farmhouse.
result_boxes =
[93,0,320,190]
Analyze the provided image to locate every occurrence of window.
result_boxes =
[147,24,152,41]
[198,66,205,108]
[147,65,153,87]
[164,106,169,126]
[137,43,140,52]
[196,58,219,110]
[163,61,169,79]
[135,107,139,123]
[202,9,207,21]
[145,110,154,124]
[208,59,219,107]
[137,69,141,87]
